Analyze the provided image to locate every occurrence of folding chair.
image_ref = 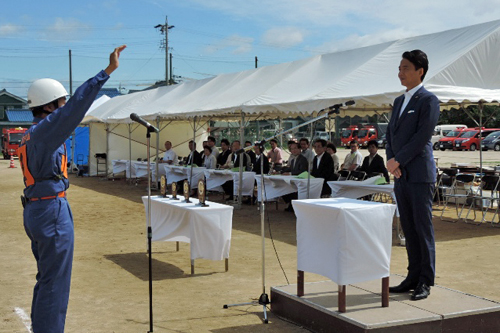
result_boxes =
[348,170,366,181]
[440,173,476,222]
[464,175,500,225]
[434,168,458,206]
[337,170,350,181]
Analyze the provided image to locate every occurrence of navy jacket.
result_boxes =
[386,86,440,183]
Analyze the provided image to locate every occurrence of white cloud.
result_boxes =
[0,24,23,36]
[41,18,92,42]
[262,27,306,48]
[204,34,254,54]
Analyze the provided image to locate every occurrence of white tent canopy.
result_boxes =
[86,19,500,123]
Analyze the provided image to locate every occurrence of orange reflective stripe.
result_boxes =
[18,145,35,187]
[29,191,66,201]
[61,144,68,179]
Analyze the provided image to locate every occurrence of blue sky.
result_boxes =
[1,0,499,99]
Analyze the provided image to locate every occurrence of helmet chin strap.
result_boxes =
[42,99,60,115]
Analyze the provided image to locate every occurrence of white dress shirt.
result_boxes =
[399,83,423,116]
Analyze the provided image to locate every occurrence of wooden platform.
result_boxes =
[271,275,500,333]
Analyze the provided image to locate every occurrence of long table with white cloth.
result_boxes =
[255,175,324,202]
[327,177,404,245]
[203,169,256,196]
[112,160,166,179]
[142,195,233,274]
[293,197,396,312]
[164,165,206,188]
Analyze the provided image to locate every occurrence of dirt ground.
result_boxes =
[1,150,500,333]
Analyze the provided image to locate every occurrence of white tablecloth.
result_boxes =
[164,165,206,188]
[142,196,233,261]
[203,170,256,196]
[132,161,166,179]
[112,160,130,178]
[293,198,396,285]
[328,177,398,216]
[254,175,324,201]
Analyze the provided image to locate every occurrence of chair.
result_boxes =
[440,173,476,222]
[337,170,350,181]
[434,168,458,206]
[348,170,366,181]
[464,175,500,225]
[94,153,107,177]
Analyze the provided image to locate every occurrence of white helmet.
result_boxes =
[27,78,68,108]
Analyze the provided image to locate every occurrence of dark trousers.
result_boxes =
[394,177,436,286]
[222,180,234,199]
[24,197,74,333]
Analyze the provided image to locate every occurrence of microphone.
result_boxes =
[130,113,159,132]
[326,100,355,115]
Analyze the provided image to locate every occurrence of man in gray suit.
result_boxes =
[386,50,440,301]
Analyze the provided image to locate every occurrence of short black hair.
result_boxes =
[315,139,327,147]
[287,140,296,146]
[189,140,196,147]
[289,142,299,149]
[350,140,358,146]
[220,138,230,146]
[367,140,378,148]
[245,140,252,145]
[402,50,429,81]
[203,145,212,152]
[270,139,278,144]
[326,143,337,153]
[207,136,216,143]
[299,138,309,145]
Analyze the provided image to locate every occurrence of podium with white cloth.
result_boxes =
[203,169,256,196]
[255,175,324,202]
[142,196,233,274]
[292,198,396,312]
[164,165,206,188]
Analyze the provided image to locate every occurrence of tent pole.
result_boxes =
[189,116,196,195]
[129,123,132,182]
[155,117,160,190]
[88,123,92,176]
[237,113,244,207]
[479,101,484,197]
[105,123,110,179]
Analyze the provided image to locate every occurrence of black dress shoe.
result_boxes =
[411,282,430,301]
[389,278,418,293]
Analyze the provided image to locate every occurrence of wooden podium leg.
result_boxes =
[297,270,304,297]
[191,259,195,275]
[338,285,346,313]
[382,276,389,307]
[225,258,229,272]
[176,241,179,252]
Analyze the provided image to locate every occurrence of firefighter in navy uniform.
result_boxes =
[18,45,126,333]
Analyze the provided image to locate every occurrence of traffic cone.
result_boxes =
[9,155,16,168]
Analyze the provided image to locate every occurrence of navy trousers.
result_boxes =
[23,197,74,333]
[394,177,435,286]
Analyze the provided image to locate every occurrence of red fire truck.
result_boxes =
[2,127,27,159]
[356,123,388,148]
[340,125,359,147]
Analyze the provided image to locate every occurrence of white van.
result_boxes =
[431,124,467,150]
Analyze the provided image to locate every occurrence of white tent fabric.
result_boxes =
[87,20,500,123]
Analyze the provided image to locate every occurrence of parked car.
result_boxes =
[431,124,467,150]
[454,128,500,151]
[481,130,500,151]
[377,133,387,148]
[438,128,467,151]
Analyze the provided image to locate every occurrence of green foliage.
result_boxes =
[438,105,500,128]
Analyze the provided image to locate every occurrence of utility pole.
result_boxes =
[155,16,175,85]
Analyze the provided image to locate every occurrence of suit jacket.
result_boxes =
[217,149,231,166]
[311,152,334,181]
[359,154,390,182]
[252,154,270,174]
[386,86,440,183]
[187,150,203,166]
[282,153,308,175]
[225,152,249,169]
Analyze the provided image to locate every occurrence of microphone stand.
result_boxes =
[222,100,354,324]
[223,146,269,323]
[146,127,155,333]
